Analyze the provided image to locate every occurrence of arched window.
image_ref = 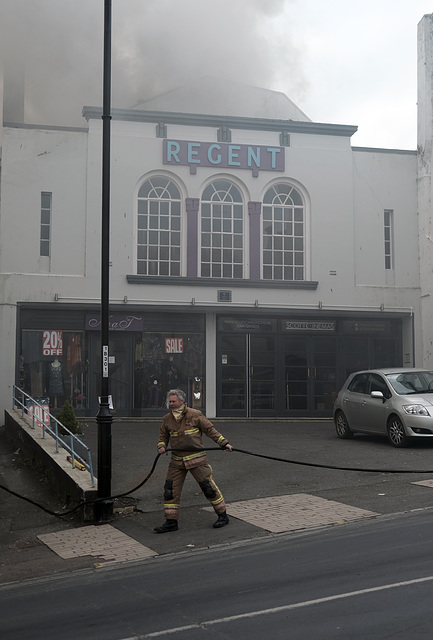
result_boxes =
[137,176,181,276]
[201,180,244,278]
[262,184,304,280]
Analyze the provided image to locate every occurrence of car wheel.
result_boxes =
[334,411,353,439]
[387,416,408,448]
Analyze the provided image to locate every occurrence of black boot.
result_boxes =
[213,512,229,528]
[154,519,178,533]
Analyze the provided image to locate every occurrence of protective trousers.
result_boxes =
[163,460,226,520]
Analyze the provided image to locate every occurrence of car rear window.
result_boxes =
[348,373,369,394]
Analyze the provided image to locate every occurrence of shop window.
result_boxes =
[137,176,182,276]
[21,331,88,411]
[200,180,244,278]
[40,192,51,257]
[262,184,305,281]
[135,332,205,411]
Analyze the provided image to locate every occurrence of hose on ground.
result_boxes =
[2,446,433,518]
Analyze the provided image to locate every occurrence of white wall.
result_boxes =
[0,127,88,279]
[0,118,419,317]
[418,15,433,366]
[0,112,424,420]
[353,149,418,288]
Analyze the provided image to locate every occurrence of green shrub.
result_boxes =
[57,400,80,435]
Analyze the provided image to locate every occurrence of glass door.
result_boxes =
[219,334,247,414]
[250,335,277,414]
[219,331,337,416]
[312,336,337,412]
[284,336,308,411]
[218,333,277,416]
[284,335,337,414]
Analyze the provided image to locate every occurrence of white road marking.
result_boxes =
[121,574,433,638]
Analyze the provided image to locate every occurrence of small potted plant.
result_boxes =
[56,400,81,435]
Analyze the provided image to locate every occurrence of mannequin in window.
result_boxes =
[49,357,64,408]
[147,378,162,408]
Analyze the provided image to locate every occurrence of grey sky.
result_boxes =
[0,0,431,149]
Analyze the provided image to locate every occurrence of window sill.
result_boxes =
[126,275,318,290]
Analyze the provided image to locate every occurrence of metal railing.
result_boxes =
[12,386,95,487]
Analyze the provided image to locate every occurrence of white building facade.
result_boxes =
[2,16,433,420]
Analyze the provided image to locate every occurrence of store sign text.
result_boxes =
[43,330,63,356]
[165,338,183,353]
[163,139,285,175]
[284,321,336,332]
[86,314,143,331]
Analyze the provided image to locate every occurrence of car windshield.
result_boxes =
[386,371,433,395]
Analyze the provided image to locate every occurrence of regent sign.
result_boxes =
[163,139,285,176]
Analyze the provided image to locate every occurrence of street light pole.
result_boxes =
[95,0,113,522]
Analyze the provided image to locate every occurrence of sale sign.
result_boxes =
[26,398,50,428]
[165,338,183,353]
[43,330,63,356]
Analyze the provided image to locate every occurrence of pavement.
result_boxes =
[2,418,433,586]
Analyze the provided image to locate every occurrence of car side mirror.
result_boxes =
[371,390,385,402]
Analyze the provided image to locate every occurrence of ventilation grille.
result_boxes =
[217,290,232,303]
[217,126,232,143]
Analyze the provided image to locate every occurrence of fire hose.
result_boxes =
[1,446,433,518]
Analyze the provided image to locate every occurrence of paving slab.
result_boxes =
[224,494,378,533]
[38,525,157,563]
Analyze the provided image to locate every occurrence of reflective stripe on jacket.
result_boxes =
[157,407,228,469]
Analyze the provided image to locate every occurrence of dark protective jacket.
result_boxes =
[157,405,229,469]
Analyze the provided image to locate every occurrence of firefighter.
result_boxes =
[154,388,233,533]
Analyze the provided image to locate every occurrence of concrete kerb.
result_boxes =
[4,410,97,521]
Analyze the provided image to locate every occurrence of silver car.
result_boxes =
[333,368,433,447]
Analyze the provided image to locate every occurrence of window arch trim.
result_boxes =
[261,180,309,282]
[136,174,184,277]
[199,177,247,279]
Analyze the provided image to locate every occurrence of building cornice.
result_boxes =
[82,106,358,138]
[3,122,88,133]
[352,146,416,155]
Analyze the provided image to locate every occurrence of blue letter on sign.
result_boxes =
[228,145,241,166]
[208,144,221,165]
[188,142,201,164]
[166,141,180,163]
[248,147,260,168]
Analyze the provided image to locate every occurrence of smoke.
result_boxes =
[0,0,305,126]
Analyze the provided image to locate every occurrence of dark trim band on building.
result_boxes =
[126,275,319,289]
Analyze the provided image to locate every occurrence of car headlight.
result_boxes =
[402,404,431,416]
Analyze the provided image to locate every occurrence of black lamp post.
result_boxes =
[95,0,113,522]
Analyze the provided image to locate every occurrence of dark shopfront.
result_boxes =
[18,305,404,419]
[216,315,404,418]
[18,306,206,418]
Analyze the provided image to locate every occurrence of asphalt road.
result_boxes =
[85,419,433,513]
[4,418,433,638]
[2,507,433,639]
